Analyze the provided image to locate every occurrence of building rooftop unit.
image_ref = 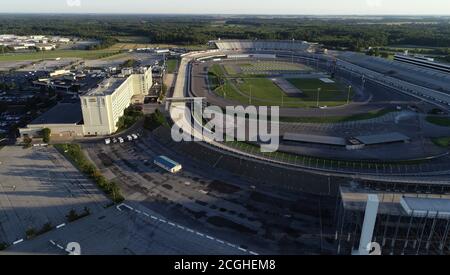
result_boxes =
[401,197,450,218]
[355,132,410,145]
[29,103,83,125]
[283,132,347,146]
[84,77,126,97]
[340,186,450,216]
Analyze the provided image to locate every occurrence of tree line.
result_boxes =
[0,15,449,51]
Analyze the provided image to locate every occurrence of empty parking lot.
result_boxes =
[0,146,109,245]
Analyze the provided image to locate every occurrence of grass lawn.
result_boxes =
[278,109,393,123]
[240,61,310,73]
[432,137,450,148]
[209,64,225,77]
[224,64,239,75]
[287,78,350,105]
[426,116,450,127]
[0,48,121,62]
[233,77,348,107]
[208,63,350,108]
[166,59,178,73]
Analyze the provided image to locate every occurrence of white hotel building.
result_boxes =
[20,67,153,139]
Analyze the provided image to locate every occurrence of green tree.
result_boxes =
[42,128,51,143]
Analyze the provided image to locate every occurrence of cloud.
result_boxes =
[366,0,383,8]
[66,0,81,7]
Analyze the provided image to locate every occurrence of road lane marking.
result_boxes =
[56,223,66,229]
[13,239,24,245]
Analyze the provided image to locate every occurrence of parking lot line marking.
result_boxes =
[56,244,64,250]
[123,203,258,255]
[226,243,236,248]
[56,223,66,229]
[12,239,24,245]
[49,240,56,245]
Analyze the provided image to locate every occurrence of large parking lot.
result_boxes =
[0,146,110,245]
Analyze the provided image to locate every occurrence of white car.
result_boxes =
[118,137,124,143]
[127,135,133,142]
[104,138,111,145]
[131,134,138,140]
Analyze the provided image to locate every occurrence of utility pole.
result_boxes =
[317,88,321,108]
[347,85,352,105]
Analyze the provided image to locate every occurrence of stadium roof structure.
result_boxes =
[401,197,450,218]
[283,133,347,146]
[29,102,83,125]
[355,132,410,145]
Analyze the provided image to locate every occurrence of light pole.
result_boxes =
[316,88,321,108]
[291,38,295,64]
[347,85,352,105]
[222,78,226,98]
[249,84,252,105]
[362,74,366,90]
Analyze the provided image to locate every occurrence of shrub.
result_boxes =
[144,110,168,131]
[0,242,8,251]
[26,228,36,239]
[66,209,79,222]
[56,144,125,204]
[38,222,53,235]
[42,128,51,143]
[23,136,32,148]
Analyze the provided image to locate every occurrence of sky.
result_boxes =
[1,0,450,15]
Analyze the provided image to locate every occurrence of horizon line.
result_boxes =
[0,12,450,16]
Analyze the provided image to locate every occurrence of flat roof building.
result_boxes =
[283,133,347,146]
[20,103,84,139]
[355,132,410,146]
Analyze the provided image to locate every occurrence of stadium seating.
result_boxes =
[214,40,318,53]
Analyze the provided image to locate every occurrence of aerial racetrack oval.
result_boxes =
[166,40,450,181]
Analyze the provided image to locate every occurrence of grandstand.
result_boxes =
[394,54,450,74]
[213,39,318,52]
